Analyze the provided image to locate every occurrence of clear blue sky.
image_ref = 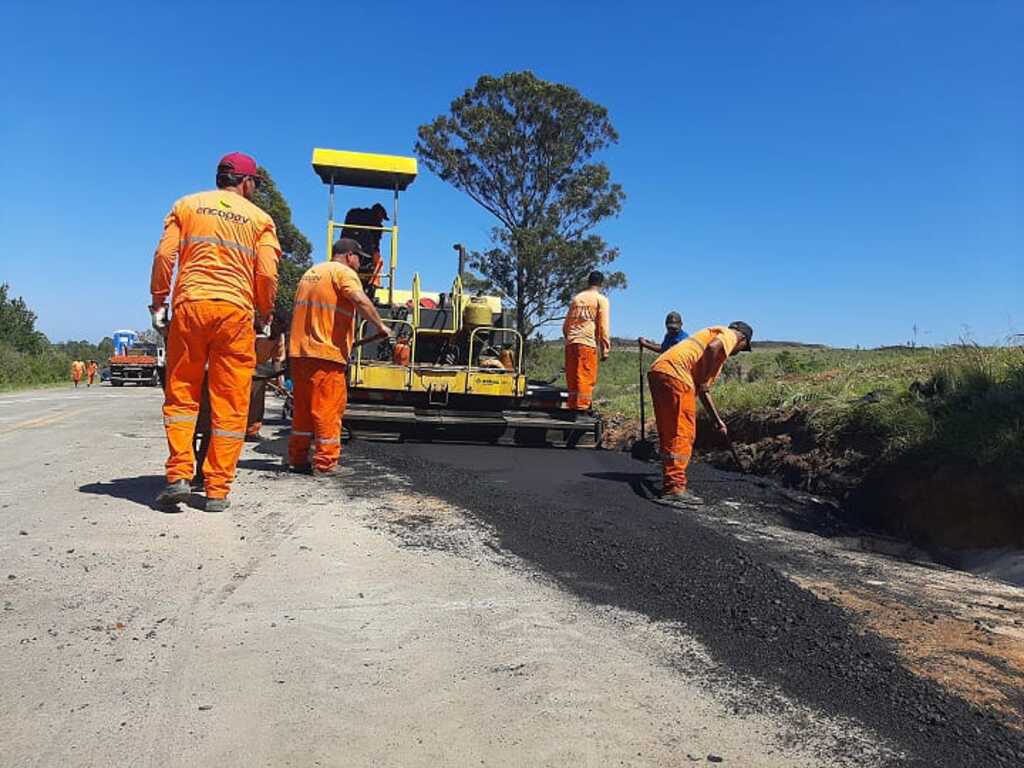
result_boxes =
[1,1,1020,348]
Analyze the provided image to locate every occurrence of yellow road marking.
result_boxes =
[0,408,86,435]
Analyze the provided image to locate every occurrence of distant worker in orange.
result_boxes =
[562,271,611,410]
[86,360,99,387]
[287,238,391,476]
[648,322,753,508]
[71,360,85,388]
[149,152,281,512]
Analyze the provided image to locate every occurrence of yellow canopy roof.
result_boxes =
[312,148,418,190]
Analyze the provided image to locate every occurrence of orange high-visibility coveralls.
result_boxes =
[562,288,610,410]
[287,261,364,472]
[86,361,98,386]
[71,360,85,386]
[648,326,741,493]
[151,189,281,499]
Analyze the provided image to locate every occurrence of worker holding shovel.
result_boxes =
[647,322,752,508]
[287,238,391,476]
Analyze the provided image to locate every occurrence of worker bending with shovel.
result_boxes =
[648,322,752,507]
[563,271,611,410]
[287,238,391,476]
[150,152,281,512]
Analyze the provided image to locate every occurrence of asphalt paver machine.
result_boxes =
[311,147,602,446]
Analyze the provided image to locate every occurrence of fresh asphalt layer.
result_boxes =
[345,439,1024,768]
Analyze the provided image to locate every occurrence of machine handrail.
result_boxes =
[467,326,525,397]
[353,317,416,389]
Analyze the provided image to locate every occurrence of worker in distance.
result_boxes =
[562,270,611,411]
[647,321,753,508]
[149,152,282,513]
[639,311,688,354]
[286,238,391,476]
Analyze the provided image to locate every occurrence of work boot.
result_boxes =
[312,465,341,478]
[155,480,191,509]
[287,462,313,475]
[205,497,231,513]
[656,490,705,509]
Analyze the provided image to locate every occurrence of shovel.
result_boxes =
[631,340,658,461]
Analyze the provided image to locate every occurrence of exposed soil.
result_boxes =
[610,407,1023,551]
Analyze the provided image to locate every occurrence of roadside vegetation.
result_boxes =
[528,340,1024,509]
[0,283,113,391]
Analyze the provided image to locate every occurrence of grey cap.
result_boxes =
[332,237,371,259]
[665,311,682,329]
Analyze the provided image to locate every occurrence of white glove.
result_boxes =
[150,305,169,335]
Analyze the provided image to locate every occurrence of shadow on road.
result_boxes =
[236,457,289,473]
[79,475,173,511]
[582,470,659,499]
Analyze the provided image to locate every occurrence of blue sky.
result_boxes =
[1,1,1020,347]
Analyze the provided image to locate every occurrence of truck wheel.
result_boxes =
[112,380,123,387]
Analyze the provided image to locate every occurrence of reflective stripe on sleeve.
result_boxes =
[314,436,341,445]
[211,428,245,439]
[182,235,255,256]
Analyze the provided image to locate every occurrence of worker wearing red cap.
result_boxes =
[287,238,391,475]
[150,152,282,512]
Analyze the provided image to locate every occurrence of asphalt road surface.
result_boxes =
[1,385,1022,767]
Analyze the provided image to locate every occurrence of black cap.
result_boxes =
[371,202,389,221]
[587,270,604,286]
[665,311,682,329]
[333,237,372,260]
[728,321,753,351]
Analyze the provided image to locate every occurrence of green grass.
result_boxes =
[526,342,1024,473]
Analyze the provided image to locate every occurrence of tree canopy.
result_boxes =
[0,282,48,355]
[252,167,313,318]
[416,71,625,340]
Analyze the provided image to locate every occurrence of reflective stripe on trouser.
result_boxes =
[565,343,598,410]
[648,370,697,493]
[288,357,348,471]
[163,300,255,498]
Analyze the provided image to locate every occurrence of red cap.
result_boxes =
[217,151,259,177]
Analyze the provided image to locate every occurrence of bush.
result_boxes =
[0,342,74,390]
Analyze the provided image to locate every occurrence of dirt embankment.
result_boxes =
[610,409,1023,551]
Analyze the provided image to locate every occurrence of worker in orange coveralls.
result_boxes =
[287,238,391,476]
[648,322,753,508]
[562,271,611,410]
[86,360,99,387]
[149,152,281,512]
[71,360,85,388]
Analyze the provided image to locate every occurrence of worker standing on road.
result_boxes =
[149,152,282,512]
[648,322,753,507]
[639,311,688,354]
[86,360,99,387]
[287,238,391,476]
[562,271,611,411]
[71,360,85,388]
